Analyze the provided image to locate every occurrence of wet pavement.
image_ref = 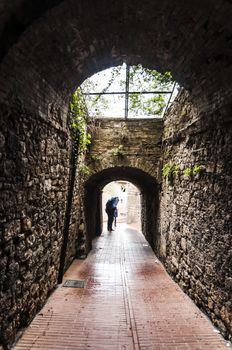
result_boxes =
[14,224,230,349]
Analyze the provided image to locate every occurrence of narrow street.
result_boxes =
[14,224,228,350]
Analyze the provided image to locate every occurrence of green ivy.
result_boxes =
[183,165,205,177]
[193,165,204,174]
[162,162,179,179]
[90,154,102,162]
[70,88,91,152]
[111,145,125,157]
[183,167,193,177]
[79,164,91,176]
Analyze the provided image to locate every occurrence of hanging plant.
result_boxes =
[70,88,91,152]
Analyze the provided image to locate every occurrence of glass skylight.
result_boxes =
[81,63,178,119]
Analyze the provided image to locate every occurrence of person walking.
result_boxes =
[105,197,119,231]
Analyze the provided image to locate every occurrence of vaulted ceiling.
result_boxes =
[1,0,232,113]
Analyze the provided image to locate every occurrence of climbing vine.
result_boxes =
[70,88,91,152]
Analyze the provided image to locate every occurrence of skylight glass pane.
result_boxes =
[80,63,178,119]
[128,93,170,118]
[129,65,174,93]
[81,64,126,94]
[84,94,125,118]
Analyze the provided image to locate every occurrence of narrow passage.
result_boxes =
[14,224,228,349]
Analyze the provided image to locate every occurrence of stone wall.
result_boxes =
[126,183,141,225]
[160,90,232,339]
[86,117,163,180]
[0,101,82,347]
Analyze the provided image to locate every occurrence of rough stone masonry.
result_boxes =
[0,0,232,348]
[160,89,232,340]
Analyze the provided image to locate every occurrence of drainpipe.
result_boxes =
[58,140,79,284]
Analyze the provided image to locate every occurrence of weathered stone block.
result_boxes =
[180,237,187,251]
[20,217,32,232]
[225,277,232,291]
[3,220,21,242]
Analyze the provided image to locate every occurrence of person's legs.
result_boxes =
[107,215,110,230]
[107,211,114,231]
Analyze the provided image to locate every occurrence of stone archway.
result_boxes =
[84,167,160,255]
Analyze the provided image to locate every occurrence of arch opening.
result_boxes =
[84,167,160,255]
[102,180,141,231]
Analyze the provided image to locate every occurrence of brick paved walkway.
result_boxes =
[14,224,230,349]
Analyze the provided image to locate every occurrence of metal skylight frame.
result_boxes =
[82,64,176,119]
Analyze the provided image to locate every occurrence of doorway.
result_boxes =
[84,166,159,255]
[102,180,141,231]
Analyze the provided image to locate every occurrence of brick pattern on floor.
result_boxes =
[13,224,229,349]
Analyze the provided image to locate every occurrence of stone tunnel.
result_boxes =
[0,0,232,348]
